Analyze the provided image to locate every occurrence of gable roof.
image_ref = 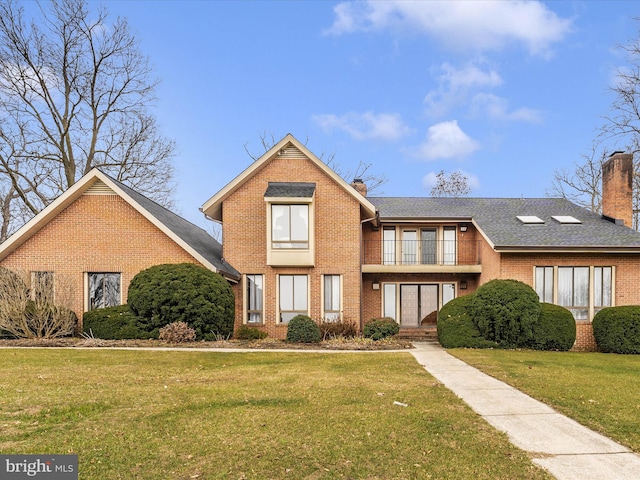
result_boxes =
[0,169,240,281]
[264,182,316,198]
[370,196,640,252]
[201,133,377,221]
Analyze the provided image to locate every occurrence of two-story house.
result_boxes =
[202,134,640,350]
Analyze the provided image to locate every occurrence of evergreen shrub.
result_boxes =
[128,263,235,340]
[83,305,154,339]
[437,294,498,348]
[363,317,400,340]
[286,315,321,343]
[593,306,640,354]
[472,279,541,347]
[528,303,576,351]
[236,326,268,340]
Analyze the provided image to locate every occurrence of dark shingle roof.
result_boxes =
[105,174,240,280]
[368,197,640,249]
[265,182,316,198]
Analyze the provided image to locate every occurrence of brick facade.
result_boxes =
[0,194,203,327]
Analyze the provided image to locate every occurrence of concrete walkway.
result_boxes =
[410,342,640,480]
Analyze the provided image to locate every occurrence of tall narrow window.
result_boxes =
[246,274,263,324]
[442,283,455,306]
[323,275,341,321]
[402,230,417,265]
[279,275,308,323]
[594,267,612,313]
[443,227,456,265]
[383,227,396,265]
[272,204,309,248]
[420,229,437,265]
[558,267,589,320]
[88,273,121,310]
[383,284,396,319]
[535,266,554,303]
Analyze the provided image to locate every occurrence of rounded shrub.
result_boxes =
[286,315,321,343]
[236,326,268,340]
[83,305,154,339]
[363,317,400,340]
[528,303,576,351]
[471,279,541,348]
[128,263,235,340]
[593,306,640,354]
[437,294,498,348]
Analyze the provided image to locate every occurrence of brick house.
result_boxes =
[203,135,640,350]
[2,134,640,350]
[0,169,239,324]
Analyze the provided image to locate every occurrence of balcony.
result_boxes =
[362,239,482,274]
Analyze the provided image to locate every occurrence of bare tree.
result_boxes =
[429,170,471,197]
[0,0,175,241]
[244,131,388,194]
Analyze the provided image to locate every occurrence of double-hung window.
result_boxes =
[246,274,264,324]
[279,275,308,323]
[88,273,121,310]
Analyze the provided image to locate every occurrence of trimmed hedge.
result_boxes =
[472,279,541,348]
[286,315,321,343]
[528,303,576,351]
[593,306,640,354]
[437,294,498,348]
[236,326,268,340]
[363,317,400,340]
[128,263,235,340]
[83,305,154,340]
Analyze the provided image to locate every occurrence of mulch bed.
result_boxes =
[0,338,415,351]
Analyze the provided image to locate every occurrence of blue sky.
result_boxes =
[101,1,639,228]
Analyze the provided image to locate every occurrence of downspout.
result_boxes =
[360,211,379,333]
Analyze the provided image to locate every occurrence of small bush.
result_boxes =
[286,315,321,343]
[318,318,358,340]
[472,279,541,348]
[363,317,400,340]
[528,303,576,351]
[437,294,498,348]
[593,306,640,354]
[236,326,268,340]
[83,305,155,340]
[159,321,196,343]
[128,263,235,340]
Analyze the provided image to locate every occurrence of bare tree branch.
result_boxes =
[429,170,471,197]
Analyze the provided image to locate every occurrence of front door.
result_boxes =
[400,284,439,326]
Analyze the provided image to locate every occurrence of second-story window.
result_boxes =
[272,204,309,249]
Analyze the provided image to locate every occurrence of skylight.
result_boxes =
[516,215,544,224]
[552,215,582,224]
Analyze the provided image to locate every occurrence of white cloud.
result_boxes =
[470,93,542,123]
[425,62,503,117]
[325,0,572,56]
[312,111,412,140]
[422,169,480,190]
[411,121,480,161]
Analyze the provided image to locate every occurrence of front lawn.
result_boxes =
[0,349,551,479]
[450,349,640,452]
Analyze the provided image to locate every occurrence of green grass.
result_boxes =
[450,349,640,452]
[0,349,552,479]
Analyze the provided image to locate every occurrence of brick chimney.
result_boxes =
[351,178,367,197]
[602,151,633,227]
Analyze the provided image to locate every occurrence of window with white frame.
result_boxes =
[323,275,341,321]
[272,204,309,249]
[88,273,121,310]
[383,282,456,325]
[383,227,396,265]
[594,266,612,313]
[246,274,264,324]
[558,267,589,320]
[279,274,308,323]
[534,266,554,303]
[383,283,397,319]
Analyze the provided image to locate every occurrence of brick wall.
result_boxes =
[0,194,202,326]
[222,153,363,339]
